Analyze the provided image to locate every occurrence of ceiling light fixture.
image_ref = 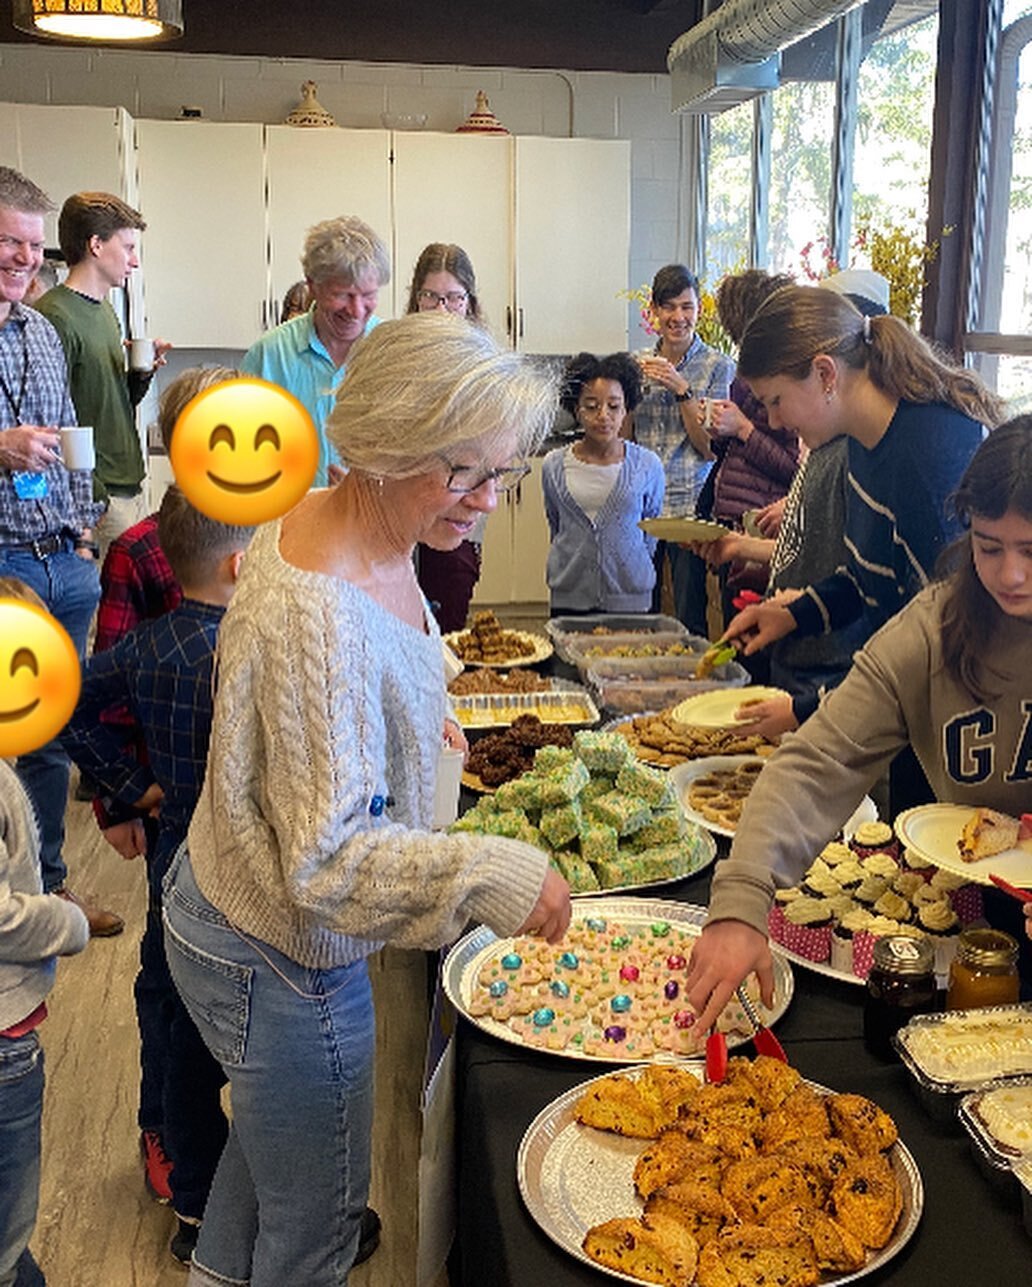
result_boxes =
[12,0,184,43]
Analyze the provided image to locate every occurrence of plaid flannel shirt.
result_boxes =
[0,303,103,543]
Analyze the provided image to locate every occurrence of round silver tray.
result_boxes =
[518,1065,924,1284]
[443,896,794,1063]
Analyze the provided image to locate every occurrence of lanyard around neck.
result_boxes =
[0,323,29,423]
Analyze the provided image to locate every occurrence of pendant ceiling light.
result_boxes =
[12,1,184,43]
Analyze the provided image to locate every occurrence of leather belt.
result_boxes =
[7,534,67,559]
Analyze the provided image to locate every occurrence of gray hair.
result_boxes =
[327,313,559,477]
[0,166,53,215]
[302,215,390,287]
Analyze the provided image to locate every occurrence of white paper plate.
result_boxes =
[669,684,790,728]
[895,803,1032,888]
[518,1066,923,1285]
[671,755,878,841]
[638,516,729,543]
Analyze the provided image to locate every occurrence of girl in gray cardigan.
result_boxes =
[543,352,665,614]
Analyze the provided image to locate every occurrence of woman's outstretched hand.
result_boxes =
[515,867,572,944]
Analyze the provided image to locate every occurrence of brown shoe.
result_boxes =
[55,887,125,937]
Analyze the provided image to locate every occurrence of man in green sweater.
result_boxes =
[36,192,169,558]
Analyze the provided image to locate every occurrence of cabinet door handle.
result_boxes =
[505,305,513,340]
[518,307,524,339]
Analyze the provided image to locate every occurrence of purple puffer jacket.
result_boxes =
[712,376,801,524]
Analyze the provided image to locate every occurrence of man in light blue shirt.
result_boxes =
[242,216,389,486]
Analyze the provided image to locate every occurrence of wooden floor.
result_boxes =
[33,784,448,1287]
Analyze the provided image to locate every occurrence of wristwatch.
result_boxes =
[674,388,693,403]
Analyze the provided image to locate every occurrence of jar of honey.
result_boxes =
[946,928,1020,1011]
[864,935,937,1058]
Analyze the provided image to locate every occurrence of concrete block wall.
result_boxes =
[0,43,699,349]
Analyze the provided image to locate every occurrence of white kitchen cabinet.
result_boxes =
[264,125,392,322]
[135,120,267,348]
[0,103,135,248]
[390,131,513,336]
[515,136,630,355]
[473,456,550,606]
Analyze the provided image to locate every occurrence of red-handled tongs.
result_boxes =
[989,872,1032,904]
[736,985,788,1063]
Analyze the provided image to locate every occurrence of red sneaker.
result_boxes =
[140,1130,173,1203]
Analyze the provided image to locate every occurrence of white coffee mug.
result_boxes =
[59,426,95,471]
[432,746,465,830]
[129,338,156,371]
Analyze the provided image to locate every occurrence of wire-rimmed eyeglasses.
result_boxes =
[417,288,469,309]
[440,457,531,494]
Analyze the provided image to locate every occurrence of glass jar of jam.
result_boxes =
[946,928,1020,1011]
[864,935,937,1058]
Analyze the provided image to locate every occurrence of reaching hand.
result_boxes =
[723,599,798,655]
[515,867,572,944]
[754,497,786,538]
[687,532,746,569]
[732,695,797,740]
[684,920,775,1040]
[443,718,468,760]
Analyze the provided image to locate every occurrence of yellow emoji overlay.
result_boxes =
[0,599,81,757]
[170,377,319,524]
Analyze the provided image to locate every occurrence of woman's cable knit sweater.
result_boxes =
[186,521,549,969]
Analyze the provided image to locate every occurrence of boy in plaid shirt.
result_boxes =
[62,483,254,1265]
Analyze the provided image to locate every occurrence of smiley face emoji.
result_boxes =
[170,377,319,524]
[0,599,81,757]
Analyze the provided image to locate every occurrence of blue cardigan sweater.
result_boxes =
[541,441,665,613]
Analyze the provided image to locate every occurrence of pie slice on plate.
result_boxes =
[958,808,1021,863]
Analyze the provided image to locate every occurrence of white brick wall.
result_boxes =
[0,43,708,350]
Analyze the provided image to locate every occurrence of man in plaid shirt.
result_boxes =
[61,484,254,1263]
[0,166,118,933]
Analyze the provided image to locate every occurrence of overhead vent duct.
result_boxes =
[668,0,864,114]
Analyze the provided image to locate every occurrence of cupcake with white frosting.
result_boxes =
[917,898,962,975]
[850,820,899,861]
[930,868,984,924]
[854,873,889,907]
[874,888,913,925]
[861,851,901,880]
[831,905,874,974]
[769,895,834,962]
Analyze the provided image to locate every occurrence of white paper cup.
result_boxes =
[60,426,95,471]
[129,338,156,371]
[432,746,465,830]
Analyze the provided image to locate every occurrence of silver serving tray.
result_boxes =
[518,1065,924,1284]
[443,897,793,1063]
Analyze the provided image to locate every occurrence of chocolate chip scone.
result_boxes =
[826,1092,899,1156]
[696,1223,821,1287]
[829,1153,903,1249]
[583,1212,699,1287]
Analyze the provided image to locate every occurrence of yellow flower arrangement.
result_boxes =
[800,214,950,326]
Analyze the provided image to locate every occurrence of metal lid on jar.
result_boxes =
[956,928,1019,971]
[871,934,935,975]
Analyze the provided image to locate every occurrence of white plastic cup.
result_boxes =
[129,337,156,371]
[59,425,95,471]
[432,746,465,830]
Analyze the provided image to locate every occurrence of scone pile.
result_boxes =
[613,708,777,768]
[450,609,536,663]
[577,1056,904,1287]
[767,821,983,979]
[455,731,711,891]
[686,761,765,831]
[463,913,759,1057]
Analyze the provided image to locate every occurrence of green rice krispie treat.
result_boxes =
[539,799,583,848]
[536,758,591,806]
[580,775,616,804]
[615,762,674,808]
[533,745,577,774]
[594,844,687,888]
[629,810,685,850]
[482,808,532,839]
[579,822,619,864]
[585,790,651,836]
[572,730,633,774]
[552,849,600,893]
[495,774,547,811]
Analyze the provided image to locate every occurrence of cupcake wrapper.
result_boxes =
[851,931,876,979]
[949,885,984,925]
[928,932,961,980]
[767,908,832,962]
[850,839,901,862]
[830,933,854,974]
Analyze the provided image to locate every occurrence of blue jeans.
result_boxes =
[0,1034,45,1287]
[1,547,101,891]
[163,848,375,1286]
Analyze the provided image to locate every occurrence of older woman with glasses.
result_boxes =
[406,242,488,629]
[162,313,571,1287]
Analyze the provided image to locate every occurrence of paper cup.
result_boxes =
[129,338,156,371]
[59,426,95,471]
[432,746,465,830]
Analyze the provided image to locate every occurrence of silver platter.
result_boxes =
[567,825,716,900]
[443,896,793,1064]
[518,1065,924,1284]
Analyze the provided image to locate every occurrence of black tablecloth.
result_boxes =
[448,865,1031,1286]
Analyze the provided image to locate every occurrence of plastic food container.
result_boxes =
[1016,1160,1032,1239]
[451,684,600,731]
[959,1080,1032,1209]
[585,653,750,715]
[567,631,700,672]
[893,1003,1032,1122]
[545,614,689,663]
